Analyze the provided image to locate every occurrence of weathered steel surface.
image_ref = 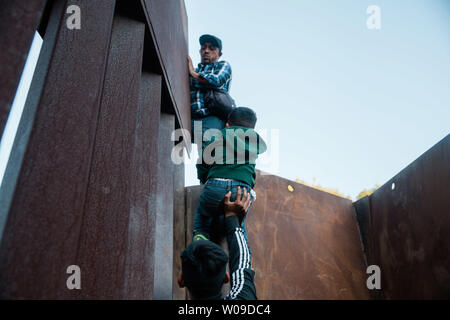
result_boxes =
[153,113,175,299]
[353,196,370,266]
[357,134,450,299]
[75,16,145,299]
[0,0,47,136]
[121,72,162,299]
[0,0,116,299]
[248,172,369,299]
[184,174,370,300]
[0,0,188,299]
[141,0,191,135]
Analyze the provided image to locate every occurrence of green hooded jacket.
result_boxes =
[196,126,267,188]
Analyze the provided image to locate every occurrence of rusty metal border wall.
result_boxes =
[354,134,450,299]
[0,0,188,299]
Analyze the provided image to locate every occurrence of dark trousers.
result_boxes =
[193,178,254,257]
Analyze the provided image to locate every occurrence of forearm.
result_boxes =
[197,67,231,88]
[190,71,210,85]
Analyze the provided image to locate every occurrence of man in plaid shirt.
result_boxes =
[188,34,233,182]
[188,34,232,119]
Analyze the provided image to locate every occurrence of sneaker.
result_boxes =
[193,233,209,241]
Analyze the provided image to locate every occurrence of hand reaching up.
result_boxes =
[224,186,251,222]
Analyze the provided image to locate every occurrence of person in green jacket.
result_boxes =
[193,107,267,257]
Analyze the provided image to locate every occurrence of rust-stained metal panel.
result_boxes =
[0,0,116,299]
[153,113,175,299]
[0,0,47,136]
[248,172,369,299]
[75,15,145,299]
[362,134,450,299]
[121,72,162,299]
[141,0,191,137]
[184,173,370,300]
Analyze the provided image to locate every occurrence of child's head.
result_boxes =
[226,107,257,128]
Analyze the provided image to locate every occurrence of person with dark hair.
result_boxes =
[179,187,257,300]
[192,107,266,261]
[226,106,257,128]
[188,34,232,122]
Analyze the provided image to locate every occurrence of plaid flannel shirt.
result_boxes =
[190,60,232,118]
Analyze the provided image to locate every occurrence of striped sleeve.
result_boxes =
[224,216,257,300]
[198,61,232,88]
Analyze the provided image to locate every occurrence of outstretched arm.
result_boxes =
[188,56,231,88]
[198,61,231,88]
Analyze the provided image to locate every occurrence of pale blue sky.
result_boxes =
[184,0,450,199]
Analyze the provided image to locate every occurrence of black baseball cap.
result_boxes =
[199,34,222,52]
